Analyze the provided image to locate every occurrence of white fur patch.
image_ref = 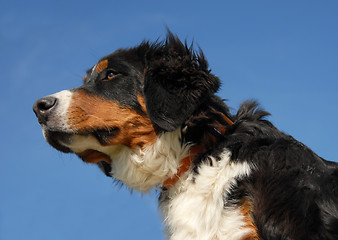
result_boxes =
[63,129,191,193]
[111,129,191,192]
[91,63,97,75]
[41,90,73,134]
[50,90,73,118]
[160,151,253,240]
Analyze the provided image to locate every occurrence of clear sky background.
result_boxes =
[1,1,337,239]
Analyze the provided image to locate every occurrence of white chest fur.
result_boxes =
[160,151,253,240]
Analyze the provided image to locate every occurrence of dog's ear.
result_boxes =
[143,33,220,131]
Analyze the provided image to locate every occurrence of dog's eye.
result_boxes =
[106,71,116,80]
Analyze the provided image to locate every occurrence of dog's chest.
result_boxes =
[159,151,255,240]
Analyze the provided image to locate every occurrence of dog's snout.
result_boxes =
[33,96,58,124]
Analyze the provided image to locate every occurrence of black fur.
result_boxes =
[213,102,338,239]
[143,33,220,131]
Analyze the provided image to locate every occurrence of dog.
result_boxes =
[33,32,338,240]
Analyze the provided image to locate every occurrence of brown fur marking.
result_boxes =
[96,59,109,74]
[240,198,260,240]
[67,90,157,149]
[77,150,112,164]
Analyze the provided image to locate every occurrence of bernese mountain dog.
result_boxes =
[33,32,338,240]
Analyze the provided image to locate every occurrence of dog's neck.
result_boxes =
[109,129,191,192]
[162,112,234,190]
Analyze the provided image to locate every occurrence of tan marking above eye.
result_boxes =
[96,59,109,74]
[67,90,157,149]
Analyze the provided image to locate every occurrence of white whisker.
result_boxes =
[86,114,111,133]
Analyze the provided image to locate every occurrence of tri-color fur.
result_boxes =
[33,32,338,240]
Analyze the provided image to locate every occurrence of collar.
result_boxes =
[162,113,234,190]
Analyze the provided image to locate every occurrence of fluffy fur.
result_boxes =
[33,32,338,239]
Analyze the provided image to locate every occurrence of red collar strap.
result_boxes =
[162,113,234,190]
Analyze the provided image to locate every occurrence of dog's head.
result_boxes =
[33,32,220,189]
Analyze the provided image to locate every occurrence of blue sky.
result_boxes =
[1,1,337,239]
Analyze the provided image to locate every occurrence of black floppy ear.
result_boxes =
[143,33,220,131]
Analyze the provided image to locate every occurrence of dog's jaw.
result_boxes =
[58,128,191,192]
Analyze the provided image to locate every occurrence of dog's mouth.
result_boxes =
[43,126,119,152]
[43,128,114,176]
[43,130,73,153]
[77,149,112,177]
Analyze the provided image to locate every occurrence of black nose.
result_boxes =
[33,96,57,124]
